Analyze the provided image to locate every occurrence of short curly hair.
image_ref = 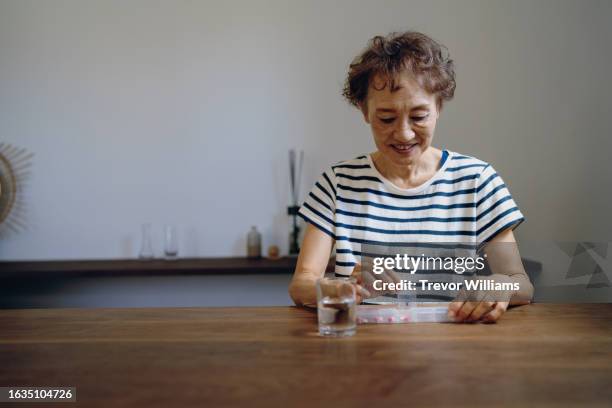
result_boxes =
[342,31,456,110]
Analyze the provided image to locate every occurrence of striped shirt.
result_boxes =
[298,150,525,277]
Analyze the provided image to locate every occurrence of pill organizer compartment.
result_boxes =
[356,302,451,324]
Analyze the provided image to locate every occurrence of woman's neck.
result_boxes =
[372,147,442,189]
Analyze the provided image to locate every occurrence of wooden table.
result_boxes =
[1,304,611,407]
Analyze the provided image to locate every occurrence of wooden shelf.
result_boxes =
[0,257,305,279]
[0,257,540,280]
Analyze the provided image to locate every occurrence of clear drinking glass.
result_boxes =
[164,225,179,259]
[139,223,154,259]
[316,277,357,337]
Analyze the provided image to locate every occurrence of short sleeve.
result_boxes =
[298,167,337,238]
[475,165,524,243]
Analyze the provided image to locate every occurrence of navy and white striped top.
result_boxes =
[298,150,525,276]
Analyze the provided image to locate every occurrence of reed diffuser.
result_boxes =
[288,149,304,255]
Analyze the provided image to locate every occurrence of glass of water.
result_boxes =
[164,225,179,260]
[316,277,357,337]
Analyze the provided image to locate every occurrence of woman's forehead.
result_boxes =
[368,72,435,109]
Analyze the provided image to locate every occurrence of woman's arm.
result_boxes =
[288,223,334,308]
[484,228,534,306]
[448,228,534,322]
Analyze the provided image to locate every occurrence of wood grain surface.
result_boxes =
[1,304,611,407]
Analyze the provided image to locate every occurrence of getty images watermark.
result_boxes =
[344,241,612,303]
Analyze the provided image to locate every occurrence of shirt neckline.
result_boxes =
[366,149,453,194]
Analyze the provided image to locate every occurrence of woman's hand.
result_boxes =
[447,274,514,323]
[350,264,371,303]
[448,299,510,323]
[351,262,403,302]
[447,228,534,323]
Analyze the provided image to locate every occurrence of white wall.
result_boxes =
[1,0,611,260]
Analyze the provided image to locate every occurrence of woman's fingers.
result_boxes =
[448,290,497,322]
[456,301,479,322]
[351,263,362,284]
[447,301,463,319]
[349,265,371,302]
[449,287,480,322]
[482,302,509,323]
[355,284,371,299]
[449,300,507,323]
[468,300,496,322]
[448,301,475,321]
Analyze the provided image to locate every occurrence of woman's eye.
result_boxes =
[379,117,395,124]
[412,115,428,122]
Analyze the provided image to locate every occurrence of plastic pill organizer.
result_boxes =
[356,302,452,324]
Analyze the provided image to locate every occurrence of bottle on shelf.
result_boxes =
[247,226,262,259]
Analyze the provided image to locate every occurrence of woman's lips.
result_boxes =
[390,143,418,155]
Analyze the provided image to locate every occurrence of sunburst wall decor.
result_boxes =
[0,143,33,236]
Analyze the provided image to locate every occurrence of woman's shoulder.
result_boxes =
[446,150,490,168]
[319,155,373,179]
[446,150,492,174]
[330,154,371,170]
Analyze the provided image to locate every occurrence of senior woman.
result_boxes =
[289,31,533,323]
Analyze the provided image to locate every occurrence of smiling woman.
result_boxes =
[289,31,533,323]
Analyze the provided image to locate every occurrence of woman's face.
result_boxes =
[362,70,440,166]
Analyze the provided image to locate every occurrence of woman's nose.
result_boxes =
[395,119,416,140]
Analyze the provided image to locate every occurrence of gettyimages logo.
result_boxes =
[351,241,612,303]
[358,242,523,303]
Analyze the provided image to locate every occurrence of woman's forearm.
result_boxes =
[483,230,534,306]
[509,273,534,305]
[289,275,318,308]
[489,273,534,306]
[289,224,334,308]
